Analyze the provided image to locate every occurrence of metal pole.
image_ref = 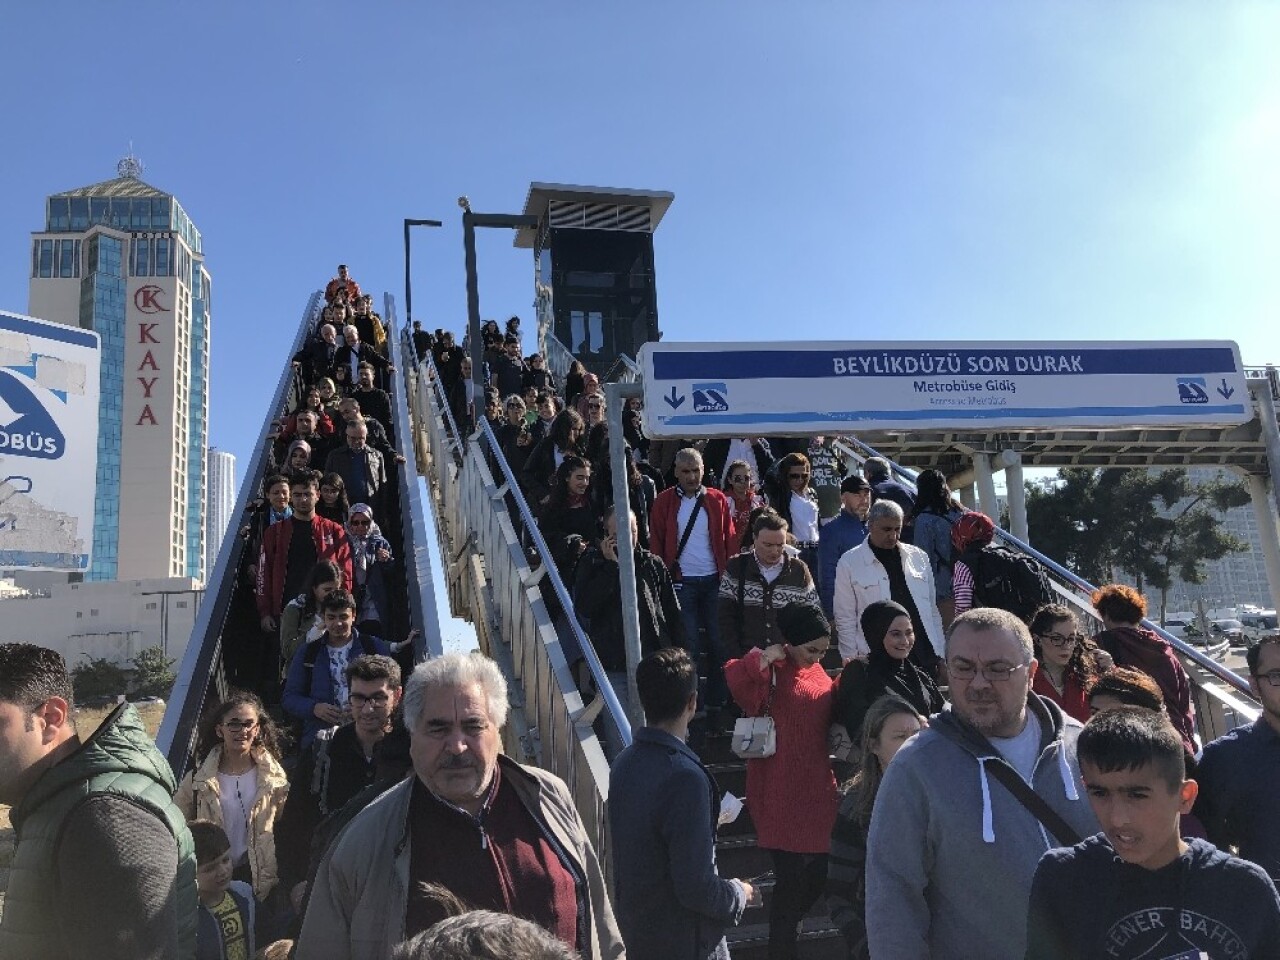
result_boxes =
[1248,474,1280,613]
[606,381,647,731]
[462,209,484,419]
[1250,371,1280,523]
[403,219,442,348]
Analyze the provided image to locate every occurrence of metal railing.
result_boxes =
[383,293,444,660]
[158,290,323,773]
[544,332,576,389]
[1244,364,1279,400]
[406,347,623,876]
[831,434,1261,734]
[602,353,641,384]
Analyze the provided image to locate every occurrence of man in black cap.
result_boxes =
[818,474,871,622]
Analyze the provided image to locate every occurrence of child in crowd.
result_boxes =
[1025,709,1280,959]
[192,819,258,960]
[827,695,926,960]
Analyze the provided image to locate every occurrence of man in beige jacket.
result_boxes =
[297,652,625,959]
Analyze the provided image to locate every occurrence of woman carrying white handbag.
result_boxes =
[725,602,839,960]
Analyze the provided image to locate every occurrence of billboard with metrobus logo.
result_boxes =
[0,309,101,571]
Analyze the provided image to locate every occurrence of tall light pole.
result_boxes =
[403,217,443,330]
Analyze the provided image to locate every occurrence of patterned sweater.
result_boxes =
[717,552,819,657]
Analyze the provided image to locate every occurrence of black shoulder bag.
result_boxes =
[984,759,1082,847]
[669,493,705,587]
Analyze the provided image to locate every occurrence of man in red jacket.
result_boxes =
[650,448,738,710]
[257,472,353,635]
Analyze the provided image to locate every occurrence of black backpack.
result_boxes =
[962,544,1055,623]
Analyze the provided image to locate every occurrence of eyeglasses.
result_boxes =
[221,719,257,732]
[946,660,1028,683]
[730,474,750,483]
[349,517,371,526]
[350,692,392,709]
[1038,632,1084,648]
[788,473,810,481]
[1256,671,1280,688]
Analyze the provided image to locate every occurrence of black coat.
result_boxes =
[573,545,685,671]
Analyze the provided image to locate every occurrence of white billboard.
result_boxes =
[639,340,1251,438]
[0,310,101,572]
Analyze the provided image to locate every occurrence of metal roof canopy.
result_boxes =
[514,182,675,248]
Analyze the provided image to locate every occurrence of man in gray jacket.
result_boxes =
[865,608,1099,960]
[297,652,624,960]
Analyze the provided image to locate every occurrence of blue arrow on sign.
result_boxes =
[664,386,686,410]
[0,369,64,460]
[1217,378,1235,400]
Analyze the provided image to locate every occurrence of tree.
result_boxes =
[1026,467,1249,619]
[130,646,177,699]
[70,655,129,703]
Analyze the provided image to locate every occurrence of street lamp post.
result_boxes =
[403,218,443,330]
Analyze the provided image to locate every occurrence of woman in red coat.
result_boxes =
[725,602,838,960]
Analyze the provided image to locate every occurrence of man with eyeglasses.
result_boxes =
[0,643,198,958]
[277,654,411,912]
[1193,636,1280,884]
[865,608,1099,960]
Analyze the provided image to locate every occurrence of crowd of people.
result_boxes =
[3,282,1279,960]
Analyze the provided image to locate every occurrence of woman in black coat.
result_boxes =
[835,600,944,746]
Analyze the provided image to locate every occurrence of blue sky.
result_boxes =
[2,3,1277,646]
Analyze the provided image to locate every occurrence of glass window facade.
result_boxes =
[185,261,210,580]
[80,235,125,580]
[69,198,89,231]
[47,197,70,231]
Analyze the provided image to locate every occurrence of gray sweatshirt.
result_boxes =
[865,695,1100,960]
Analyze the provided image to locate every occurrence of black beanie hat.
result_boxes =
[777,602,830,647]
[860,600,911,651]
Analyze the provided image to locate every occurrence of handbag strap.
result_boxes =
[673,493,706,563]
[983,758,1082,847]
[763,667,776,719]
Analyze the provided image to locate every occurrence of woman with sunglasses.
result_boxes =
[174,692,290,903]
[722,459,767,532]
[1028,604,1109,722]
[345,503,394,638]
[771,452,821,574]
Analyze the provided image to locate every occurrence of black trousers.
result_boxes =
[767,849,829,960]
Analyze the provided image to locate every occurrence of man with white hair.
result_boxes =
[334,323,392,389]
[297,652,624,960]
[831,499,944,670]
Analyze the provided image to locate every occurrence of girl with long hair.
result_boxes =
[1028,603,1109,723]
[827,695,927,960]
[317,472,350,525]
[723,459,767,531]
[770,452,820,574]
[174,692,290,902]
[279,559,344,672]
[539,455,597,579]
[910,468,965,627]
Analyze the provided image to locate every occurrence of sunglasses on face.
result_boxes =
[789,473,810,481]
[221,719,257,732]
[730,474,750,483]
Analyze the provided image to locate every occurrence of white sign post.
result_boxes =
[639,340,1250,438]
[0,310,101,572]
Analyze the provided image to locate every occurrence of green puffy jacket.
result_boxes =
[0,702,197,959]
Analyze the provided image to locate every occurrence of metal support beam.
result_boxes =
[1250,370,1280,524]
[958,484,977,510]
[402,218,442,325]
[1248,474,1280,614]
[973,452,998,519]
[459,203,541,424]
[1002,449,1029,543]
[606,380,647,731]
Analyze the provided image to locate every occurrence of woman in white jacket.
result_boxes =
[832,500,946,671]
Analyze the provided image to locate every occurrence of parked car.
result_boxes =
[1211,619,1246,647]
[1240,610,1279,648]
[1162,618,1190,640]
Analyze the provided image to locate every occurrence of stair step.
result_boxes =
[715,834,773,879]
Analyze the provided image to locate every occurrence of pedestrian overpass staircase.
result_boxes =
[160,298,1264,959]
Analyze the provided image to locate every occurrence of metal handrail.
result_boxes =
[384,293,444,660]
[602,353,642,384]
[416,344,631,746]
[833,434,1256,698]
[158,290,323,772]
[472,416,632,746]
[544,332,577,387]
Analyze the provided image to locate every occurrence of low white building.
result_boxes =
[0,575,201,668]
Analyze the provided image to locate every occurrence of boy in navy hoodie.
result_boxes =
[1027,709,1280,959]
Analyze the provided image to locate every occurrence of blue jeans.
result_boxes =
[677,574,728,707]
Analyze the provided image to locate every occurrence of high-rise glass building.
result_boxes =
[27,159,211,581]
[205,447,236,578]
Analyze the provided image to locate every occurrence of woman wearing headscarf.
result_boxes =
[725,602,839,960]
[285,438,314,478]
[834,600,944,747]
[949,511,996,617]
[344,503,394,638]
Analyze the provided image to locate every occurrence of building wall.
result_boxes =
[205,448,236,578]
[0,576,201,668]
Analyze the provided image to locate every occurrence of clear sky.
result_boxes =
[2,3,1277,647]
